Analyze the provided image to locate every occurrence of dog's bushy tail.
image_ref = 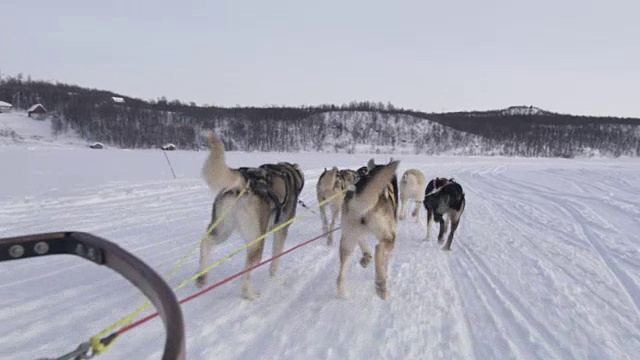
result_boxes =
[201,131,244,192]
[317,167,339,194]
[347,160,400,218]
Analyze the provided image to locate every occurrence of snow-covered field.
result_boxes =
[1,115,640,359]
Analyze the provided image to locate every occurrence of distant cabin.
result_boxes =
[89,142,105,149]
[0,101,12,113]
[161,143,176,151]
[112,96,125,104]
[27,104,47,120]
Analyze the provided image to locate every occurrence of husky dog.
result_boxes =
[197,132,304,299]
[316,168,360,246]
[337,158,400,300]
[398,169,427,222]
[423,178,465,251]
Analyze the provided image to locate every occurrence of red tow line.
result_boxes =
[114,227,339,338]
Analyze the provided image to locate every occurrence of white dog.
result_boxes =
[398,169,426,223]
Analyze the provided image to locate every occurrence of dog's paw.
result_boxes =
[195,274,207,288]
[375,280,387,300]
[441,246,452,251]
[359,252,372,268]
[242,288,259,300]
[269,262,281,277]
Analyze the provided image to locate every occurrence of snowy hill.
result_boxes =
[0,112,86,148]
[285,111,493,155]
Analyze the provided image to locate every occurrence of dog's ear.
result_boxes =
[389,160,400,172]
[367,158,376,170]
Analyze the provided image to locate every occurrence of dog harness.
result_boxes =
[236,163,304,224]
[426,178,456,196]
[237,166,284,223]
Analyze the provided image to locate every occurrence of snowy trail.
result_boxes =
[457,165,640,359]
[1,150,640,359]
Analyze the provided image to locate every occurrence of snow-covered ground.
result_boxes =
[1,122,640,359]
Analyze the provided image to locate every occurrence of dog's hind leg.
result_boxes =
[374,234,396,300]
[319,202,329,240]
[327,200,341,246]
[196,219,233,288]
[411,199,422,222]
[437,216,447,244]
[399,193,408,220]
[415,200,427,226]
[241,240,266,299]
[425,209,433,241]
[337,226,364,298]
[238,209,270,299]
[442,212,462,251]
[269,224,289,277]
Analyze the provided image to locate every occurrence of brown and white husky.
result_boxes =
[316,167,359,246]
[197,132,304,299]
[337,158,400,300]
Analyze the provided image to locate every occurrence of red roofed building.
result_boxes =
[27,104,47,120]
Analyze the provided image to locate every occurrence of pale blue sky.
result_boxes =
[1,0,639,116]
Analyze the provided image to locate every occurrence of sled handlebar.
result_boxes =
[0,231,185,360]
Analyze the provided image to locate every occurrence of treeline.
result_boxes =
[421,111,640,157]
[1,75,639,157]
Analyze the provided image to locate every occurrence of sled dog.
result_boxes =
[197,132,304,299]
[337,158,400,300]
[316,167,360,246]
[398,169,427,223]
[423,178,465,251]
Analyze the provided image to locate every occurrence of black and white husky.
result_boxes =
[423,178,465,251]
[197,132,304,299]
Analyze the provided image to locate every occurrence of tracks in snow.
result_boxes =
[3,161,640,359]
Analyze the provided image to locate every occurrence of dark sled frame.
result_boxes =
[0,231,185,360]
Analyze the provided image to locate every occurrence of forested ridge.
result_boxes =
[1,75,639,157]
